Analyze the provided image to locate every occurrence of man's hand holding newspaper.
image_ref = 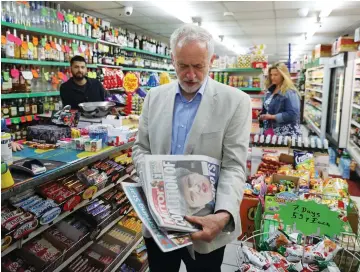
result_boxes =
[186,211,230,243]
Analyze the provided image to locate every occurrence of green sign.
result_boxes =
[279,200,343,237]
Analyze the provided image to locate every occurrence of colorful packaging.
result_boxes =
[242,245,271,270]
[294,150,315,173]
[260,229,291,251]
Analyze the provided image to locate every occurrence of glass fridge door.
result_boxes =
[326,67,345,143]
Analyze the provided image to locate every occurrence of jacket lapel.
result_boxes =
[184,79,217,154]
[160,82,177,155]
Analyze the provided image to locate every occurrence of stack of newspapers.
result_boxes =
[122,155,220,252]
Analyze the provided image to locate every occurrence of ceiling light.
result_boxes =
[298,8,309,17]
[223,12,234,17]
[319,8,332,17]
[151,1,194,23]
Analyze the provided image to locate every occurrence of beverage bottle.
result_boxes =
[49,97,55,111]
[56,4,63,32]
[44,35,50,61]
[91,18,97,38]
[31,98,38,114]
[43,97,50,113]
[54,97,60,111]
[1,100,10,119]
[20,34,28,60]
[86,16,92,38]
[24,99,31,115]
[38,1,45,28]
[62,9,69,34]
[32,36,38,60]
[5,29,15,59]
[53,37,60,61]
[4,1,13,23]
[10,100,18,117]
[92,44,98,64]
[18,66,27,92]
[64,40,70,62]
[58,97,63,110]
[13,30,21,59]
[59,39,65,62]
[24,2,31,27]
[73,11,79,36]
[26,35,33,60]
[68,10,74,34]
[30,2,37,27]
[37,98,44,114]
[12,65,20,92]
[17,98,25,116]
[2,66,13,94]
[38,36,46,61]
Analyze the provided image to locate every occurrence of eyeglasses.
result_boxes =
[175,62,207,71]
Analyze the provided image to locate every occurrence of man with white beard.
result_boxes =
[132,24,252,272]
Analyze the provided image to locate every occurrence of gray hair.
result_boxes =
[170,24,215,61]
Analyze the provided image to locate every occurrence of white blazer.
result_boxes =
[132,77,252,254]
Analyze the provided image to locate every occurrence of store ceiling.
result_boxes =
[60,1,360,62]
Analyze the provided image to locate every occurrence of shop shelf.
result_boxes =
[304,115,321,137]
[122,67,176,73]
[239,87,262,92]
[97,64,123,69]
[1,21,97,43]
[353,104,360,110]
[1,142,134,201]
[1,92,60,99]
[1,172,133,258]
[1,58,98,68]
[5,115,39,125]
[97,39,123,47]
[351,120,360,129]
[121,47,171,59]
[210,68,262,73]
[348,142,360,166]
[309,82,323,86]
[312,97,322,102]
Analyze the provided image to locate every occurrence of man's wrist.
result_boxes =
[215,210,231,227]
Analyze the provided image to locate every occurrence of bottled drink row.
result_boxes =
[210,72,262,88]
[1,65,71,94]
[1,1,171,56]
[252,134,329,152]
[1,97,62,119]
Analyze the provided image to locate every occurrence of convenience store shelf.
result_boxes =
[97,39,122,47]
[5,115,38,125]
[121,47,171,59]
[97,64,124,69]
[122,67,175,73]
[1,172,133,257]
[312,97,323,102]
[351,120,360,129]
[1,58,97,68]
[348,141,360,166]
[210,68,262,73]
[304,115,321,137]
[1,142,134,200]
[353,104,360,110]
[309,82,323,86]
[239,87,262,92]
[1,92,60,99]
[1,21,97,43]
[306,88,323,93]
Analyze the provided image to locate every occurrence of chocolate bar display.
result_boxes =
[26,125,71,144]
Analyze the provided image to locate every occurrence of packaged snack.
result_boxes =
[239,263,263,272]
[278,165,293,175]
[261,229,291,251]
[311,238,341,262]
[322,178,348,198]
[294,151,316,179]
[278,244,304,262]
[242,245,271,270]
[262,154,280,165]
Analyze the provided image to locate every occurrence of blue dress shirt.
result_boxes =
[171,78,208,155]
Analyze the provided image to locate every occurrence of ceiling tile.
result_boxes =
[275,9,302,18]
[233,11,275,20]
[217,26,244,35]
[331,8,360,16]
[70,1,122,10]
[237,19,275,27]
[223,1,273,12]
[274,1,317,10]
[251,37,277,45]
[243,26,276,35]
[188,2,227,14]
[115,1,155,8]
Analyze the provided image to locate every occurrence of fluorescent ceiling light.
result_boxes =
[151,1,194,23]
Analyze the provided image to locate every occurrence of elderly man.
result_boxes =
[132,24,251,272]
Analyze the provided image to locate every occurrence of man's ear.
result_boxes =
[209,54,216,67]
[171,53,175,66]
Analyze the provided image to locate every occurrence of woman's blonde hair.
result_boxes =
[265,62,300,96]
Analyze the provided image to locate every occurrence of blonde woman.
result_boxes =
[259,62,302,136]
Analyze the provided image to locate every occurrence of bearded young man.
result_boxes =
[60,55,106,109]
[132,24,252,272]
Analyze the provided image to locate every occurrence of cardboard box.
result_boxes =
[336,36,360,53]
[238,196,259,240]
[314,44,332,58]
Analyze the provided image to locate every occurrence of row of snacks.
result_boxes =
[1,148,134,254]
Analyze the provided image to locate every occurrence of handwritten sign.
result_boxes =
[123,72,139,93]
[279,200,343,237]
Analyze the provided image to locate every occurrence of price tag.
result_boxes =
[50,41,56,49]
[41,38,46,47]
[32,37,38,46]
[6,119,12,126]
[32,69,39,78]
[61,73,68,82]
[21,71,33,80]
[10,68,19,78]
[20,116,26,123]
[3,72,10,81]
[14,37,22,46]
[64,45,70,53]
[279,200,344,237]
[1,35,6,45]
[41,7,48,16]
[6,34,16,43]
[28,42,34,51]
[26,115,33,122]
[44,72,49,81]
[57,11,64,21]
[21,41,28,50]
[45,44,51,51]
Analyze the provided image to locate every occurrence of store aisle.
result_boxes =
[179,239,241,272]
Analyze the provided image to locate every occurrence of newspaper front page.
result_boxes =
[142,155,221,232]
[122,182,193,252]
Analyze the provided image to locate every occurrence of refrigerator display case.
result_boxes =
[326,52,356,148]
[303,58,331,139]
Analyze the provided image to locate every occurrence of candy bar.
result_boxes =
[84,200,103,213]
[69,257,83,270]
[97,210,111,221]
[13,196,39,208]
[21,197,43,211]
[40,207,62,225]
[9,189,35,205]
[75,259,89,272]
[3,257,25,272]
[90,204,111,217]
[3,212,34,231]
[1,209,24,224]
[13,219,38,240]
[54,188,75,203]
[30,200,58,217]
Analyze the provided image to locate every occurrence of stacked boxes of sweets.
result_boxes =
[81,212,142,270]
[67,255,104,272]
[121,236,148,271]
[2,255,37,272]
[2,189,61,248]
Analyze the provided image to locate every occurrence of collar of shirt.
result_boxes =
[176,77,208,103]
